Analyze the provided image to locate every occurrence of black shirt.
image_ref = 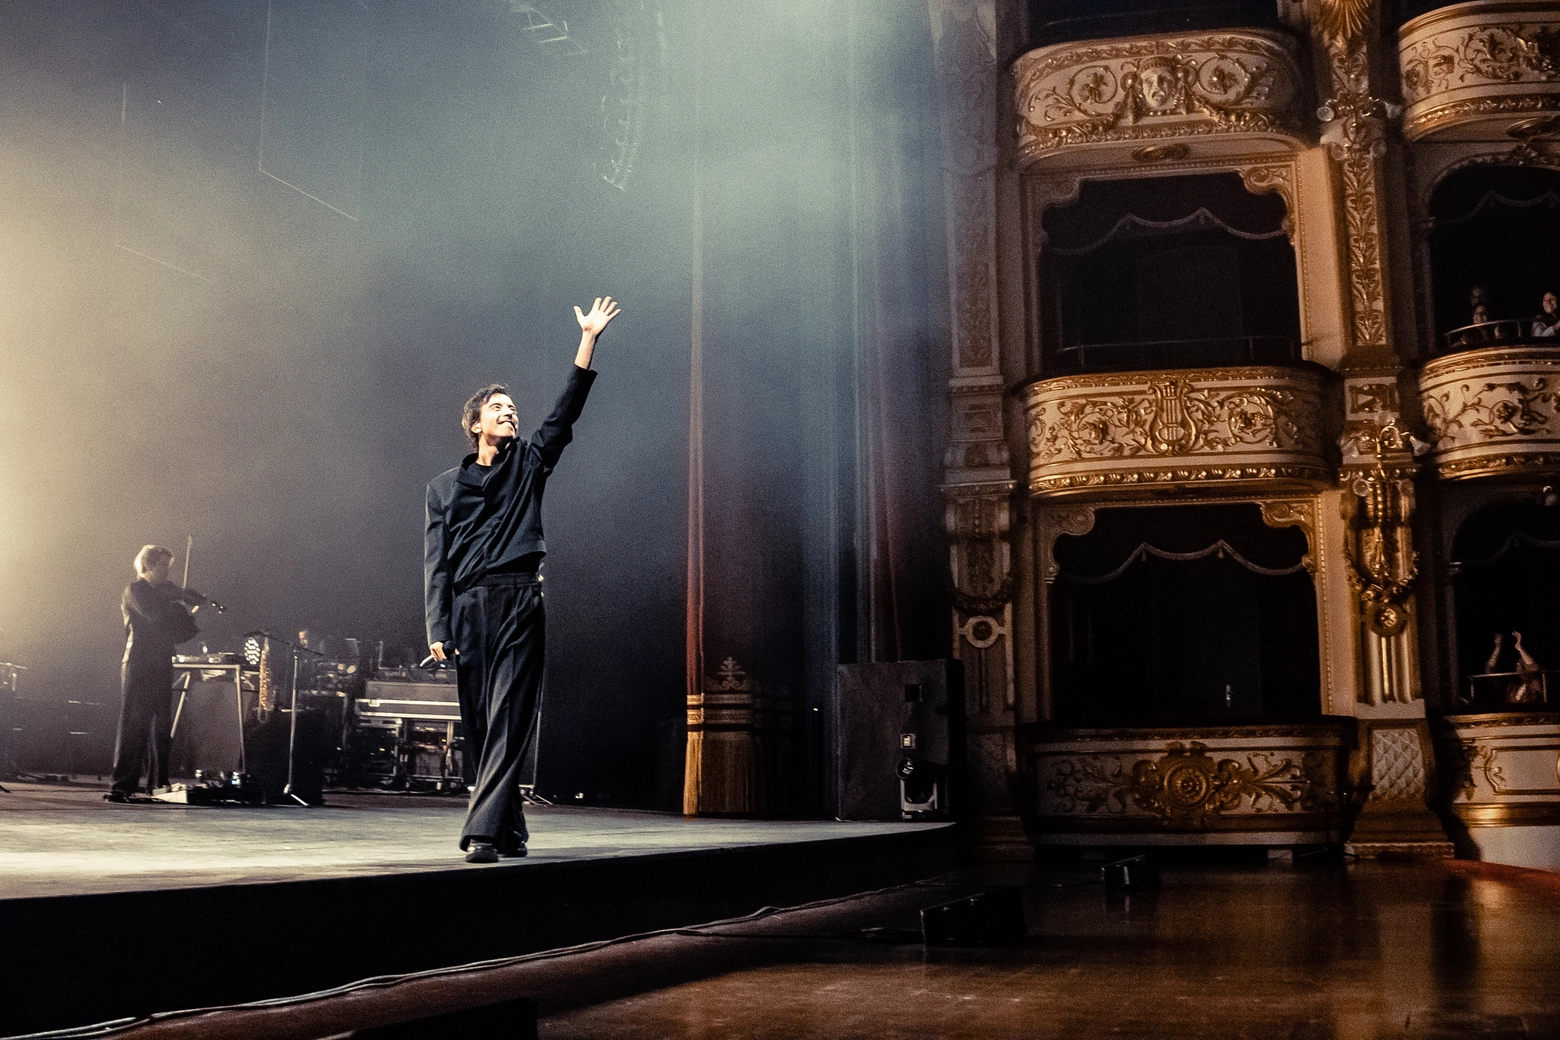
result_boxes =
[423,365,597,646]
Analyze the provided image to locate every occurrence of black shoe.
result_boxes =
[104,791,130,803]
[464,841,499,864]
[500,842,528,858]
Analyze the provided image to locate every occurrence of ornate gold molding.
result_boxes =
[1399,2,1560,141]
[1037,505,1096,583]
[1260,498,1317,572]
[1453,802,1560,825]
[1043,741,1336,825]
[1419,345,1560,480]
[1318,0,1374,50]
[1027,729,1349,833]
[1320,44,1395,350]
[1013,30,1308,166]
[1409,94,1560,139]
[945,485,1015,614]
[1023,366,1331,498]
[1341,419,1420,641]
[932,1,1016,728]
[1239,161,1296,234]
[1439,715,1560,827]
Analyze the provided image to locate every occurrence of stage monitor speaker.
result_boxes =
[834,659,963,822]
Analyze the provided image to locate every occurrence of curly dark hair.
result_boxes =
[461,383,510,449]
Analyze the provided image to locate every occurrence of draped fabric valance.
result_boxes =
[1042,172,1288,254]
[1436,189,1560,229]
[1059,539,1307,584]
[1453,530,1560,571]
[1430,166,1560,225]
[1046,208,1287,256]
[1054,504,1309,584]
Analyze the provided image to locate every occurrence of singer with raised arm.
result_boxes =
[424,296,621,863]
[107,545,201,802]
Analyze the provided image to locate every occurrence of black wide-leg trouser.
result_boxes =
[453,573,544,852]
[111,660,173,796]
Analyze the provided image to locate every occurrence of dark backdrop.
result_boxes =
[0,0,948,807]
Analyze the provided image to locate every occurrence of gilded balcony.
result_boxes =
[1022,365,1332,498]
[1399,1,1560,142]
[1021,724,1351,844]
[1438,712,1560,870]
[1014,29,1308,170]
[1418,343,1560,480]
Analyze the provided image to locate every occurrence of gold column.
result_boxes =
[929,0,1028,858]
[684,656,757,816]
[1312,0,1451,856]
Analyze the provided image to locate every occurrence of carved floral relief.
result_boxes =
[1402,25,1560,102]
[1418,347,1560,479]
[1038,741,1339,827]
[1014,31,1306,162]
[1023,368,1329,495]
[1398,3,1560,139]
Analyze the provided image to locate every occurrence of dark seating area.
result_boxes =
[1430,167,1560,357]
[1039,172,1302,375]
[1027,0,1282,47]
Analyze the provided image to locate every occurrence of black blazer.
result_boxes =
[121,578,199,673]
[424,365,597,646]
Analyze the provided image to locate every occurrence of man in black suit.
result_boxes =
[108,545,201,802]
[424,296,621,863]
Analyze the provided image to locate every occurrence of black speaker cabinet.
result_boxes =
[169,681,251,777]
[834,659,964,821]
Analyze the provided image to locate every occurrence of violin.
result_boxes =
[176,586,226,614]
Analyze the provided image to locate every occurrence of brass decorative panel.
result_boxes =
[1022,725,1349,842]
[1399,1,1560,141]
[1013,30,1308,169]
[1418,346,1560,480]
[1441,713,1560,827]
[1022,366,1332,497]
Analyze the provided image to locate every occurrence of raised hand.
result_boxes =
[574,296,622,339]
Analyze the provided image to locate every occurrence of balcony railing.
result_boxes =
[1051,334,1300,374]
[1456,670,1559,711]
[1439,319,1559,356]
[1027,0,1282,48]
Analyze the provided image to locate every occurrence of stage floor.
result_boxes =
[0,782,941,900]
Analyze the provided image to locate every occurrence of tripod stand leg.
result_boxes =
[282,651,307,806]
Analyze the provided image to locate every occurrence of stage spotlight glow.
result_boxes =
[242,634,263,668]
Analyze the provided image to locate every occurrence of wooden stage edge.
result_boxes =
[0,785,956,1038]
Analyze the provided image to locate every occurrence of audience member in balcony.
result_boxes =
[1509,630,1546,704]
[1485,631,1547,704]
[1531,291,1560,338]
[1454,303,1498,348]
[1470,284,1492,316]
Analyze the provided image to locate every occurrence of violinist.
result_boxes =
[106,545,202,802]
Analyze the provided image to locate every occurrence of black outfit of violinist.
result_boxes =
[110,579,199,799]
[424,365,596,854]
